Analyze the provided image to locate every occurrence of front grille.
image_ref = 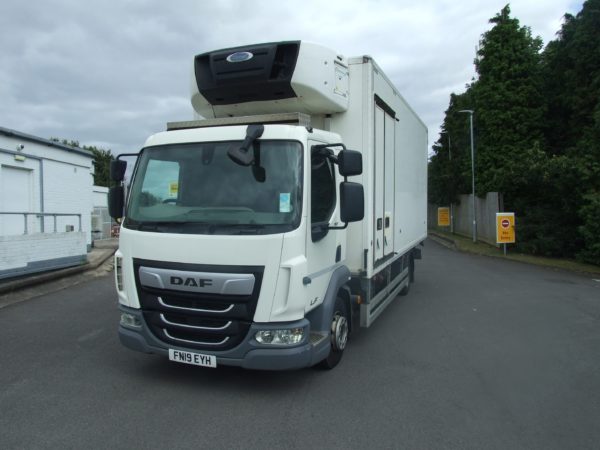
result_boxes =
[134,259,263,351]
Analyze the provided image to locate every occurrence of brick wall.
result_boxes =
[0,232,87,279]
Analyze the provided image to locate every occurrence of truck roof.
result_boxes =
[144,122,340,149]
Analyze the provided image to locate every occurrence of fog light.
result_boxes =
[255,328,304,345]
[120,312,142,328]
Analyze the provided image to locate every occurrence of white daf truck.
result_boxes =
[109,41,427,370]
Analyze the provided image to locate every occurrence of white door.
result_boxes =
[373,104,396,264]
[383,114,395,256]
[374,106,385,262]
[0,166,34,235]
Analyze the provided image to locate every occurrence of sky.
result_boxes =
[0,0,584,155]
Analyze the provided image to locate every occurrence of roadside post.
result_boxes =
[496,212,515,255]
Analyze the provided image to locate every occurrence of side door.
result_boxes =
[1,165,34,235]
[373,102,396,265]
[304,141,341,310]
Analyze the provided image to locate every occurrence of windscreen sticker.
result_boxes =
[279,193,291,213]
[169,182,178,198]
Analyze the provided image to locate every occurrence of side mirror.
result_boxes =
[110,160,127,182]
[228,124,264,166]
[340,182,364,222]
[108,186,124,219]
[338,150,362,177]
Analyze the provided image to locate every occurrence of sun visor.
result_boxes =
[191,41,349,118]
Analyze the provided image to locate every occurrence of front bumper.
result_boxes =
[118,306,329,370]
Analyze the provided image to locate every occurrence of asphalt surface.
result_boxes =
[1,239,599,449]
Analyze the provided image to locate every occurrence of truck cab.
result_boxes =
[113,119,364,369]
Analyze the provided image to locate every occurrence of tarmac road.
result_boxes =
[1,239,599,449]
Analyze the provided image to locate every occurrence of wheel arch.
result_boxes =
[305,265,352,334]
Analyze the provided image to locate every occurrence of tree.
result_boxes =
[471,5,545,198]
[428,91,473,205]
[542,0,600,263]
[430,1,600,263]
[88,146,113,187]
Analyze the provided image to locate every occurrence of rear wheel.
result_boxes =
[408,254,415,283]
[319,296,349,369]
[399,254,414,296]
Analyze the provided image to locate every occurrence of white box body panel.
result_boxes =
[330,57,428,277]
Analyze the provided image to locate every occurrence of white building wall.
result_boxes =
[93,186,109,208]
[0,129,94,278]
[43,158,93,240]
[0,133,93,244]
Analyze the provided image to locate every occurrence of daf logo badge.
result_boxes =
[226,51,253,63]
[170,276,213,288]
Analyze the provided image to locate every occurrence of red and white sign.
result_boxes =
[496,213,515,244]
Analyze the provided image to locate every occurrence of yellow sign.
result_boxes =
[437,207,450,227]
[169,182,179,197]
[496,213,515,243]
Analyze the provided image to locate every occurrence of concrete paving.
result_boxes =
[1,238,599,449]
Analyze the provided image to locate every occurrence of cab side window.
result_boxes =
[311,152,336,224]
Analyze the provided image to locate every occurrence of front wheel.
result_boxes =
[319,296,349,370]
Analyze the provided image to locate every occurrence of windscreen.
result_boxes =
[124,140,303,235]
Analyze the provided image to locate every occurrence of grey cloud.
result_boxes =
[0,0,582,155]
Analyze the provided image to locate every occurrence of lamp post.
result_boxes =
[440,130,454,233]
[458,109,476,243]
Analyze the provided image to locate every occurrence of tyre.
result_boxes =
[399,255,414,296]
[399,279,410,296]
[319,296,349,370]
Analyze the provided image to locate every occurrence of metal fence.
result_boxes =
[428,192,503,245]
[91,207,113,240]
[0,212,82,235]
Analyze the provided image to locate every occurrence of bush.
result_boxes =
[577,194,600,265]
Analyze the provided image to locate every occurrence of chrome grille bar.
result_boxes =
[163,329,230,346]
[158,297,234,314]
[160,314,232,331]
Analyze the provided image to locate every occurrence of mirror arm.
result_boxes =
[117,153,139,160]
[311,143,346,166]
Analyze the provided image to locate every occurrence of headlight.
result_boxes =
[255,328,304,345]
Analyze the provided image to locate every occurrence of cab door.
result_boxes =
[304,141,341,310]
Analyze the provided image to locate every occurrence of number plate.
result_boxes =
[168,349,217,368]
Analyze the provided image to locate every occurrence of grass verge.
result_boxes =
[429,229,600,276]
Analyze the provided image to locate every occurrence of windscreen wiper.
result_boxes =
[135,221,211,232]
[210,223,267,235]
